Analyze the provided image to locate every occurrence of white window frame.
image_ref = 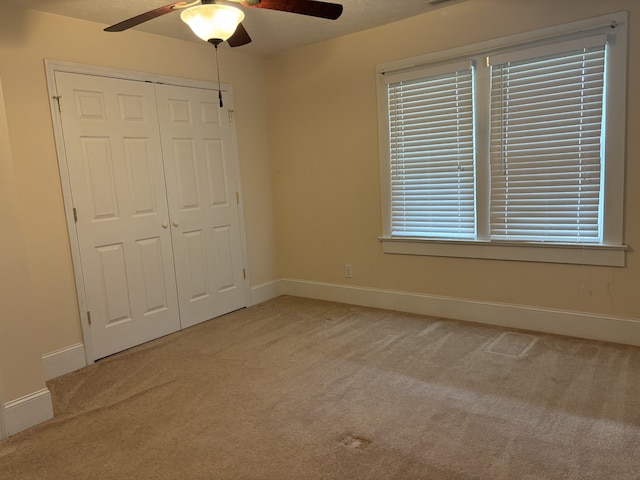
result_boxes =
[377,12,628,267]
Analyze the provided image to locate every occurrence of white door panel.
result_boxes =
[56,72,180,359]
[156,84,246,328]
[55,71,247,358]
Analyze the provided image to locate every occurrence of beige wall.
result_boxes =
[268,0,640,318]
[0,6,276,401]
[0,76,46,401]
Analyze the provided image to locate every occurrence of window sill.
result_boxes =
[379,237,627,267]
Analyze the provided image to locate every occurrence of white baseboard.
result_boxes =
[42,343,86,381]
[250,280,284,306]
[278,278,640,347]
[4,389,53,437]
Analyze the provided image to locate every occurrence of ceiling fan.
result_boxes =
[104,0,344,47]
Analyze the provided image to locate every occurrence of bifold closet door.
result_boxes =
[155,84,247,329]
[55,72,181,359]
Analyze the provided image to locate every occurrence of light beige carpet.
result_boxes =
[1,295,639,479]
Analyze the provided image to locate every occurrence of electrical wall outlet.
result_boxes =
[344,264,353,278]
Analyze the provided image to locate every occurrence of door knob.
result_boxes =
[173,221,179,227]
[161,223,168,229]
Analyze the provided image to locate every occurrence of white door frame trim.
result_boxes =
[44,60,251,363]
[0,75,10,441]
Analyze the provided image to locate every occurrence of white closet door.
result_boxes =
[155,84,247,329]
[56,72,180,359]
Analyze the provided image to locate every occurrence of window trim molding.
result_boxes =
[377,11,628,267]
[379,237,627,267]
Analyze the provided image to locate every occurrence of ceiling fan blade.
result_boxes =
[228,23,252,47]
[104,2,189,32]
[243,0,343,20]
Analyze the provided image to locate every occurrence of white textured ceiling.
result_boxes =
[6,0,468,56]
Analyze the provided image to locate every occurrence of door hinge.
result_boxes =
[87,311,92,325]
[236,192,240,204]
[243,268,246,280]
[52,95,62,112]
[73,207,78,223]
[228,109,234,124]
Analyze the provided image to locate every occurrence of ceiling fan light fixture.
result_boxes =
[180,4,245,43]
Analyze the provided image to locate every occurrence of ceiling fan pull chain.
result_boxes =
[213,42,224,108]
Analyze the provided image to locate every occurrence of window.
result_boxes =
[489,38,605,244]
[388,62,475,238]
[377,13,628,266]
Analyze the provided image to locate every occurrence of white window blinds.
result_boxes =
[386,63,475,238]
[489,38,606,243]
